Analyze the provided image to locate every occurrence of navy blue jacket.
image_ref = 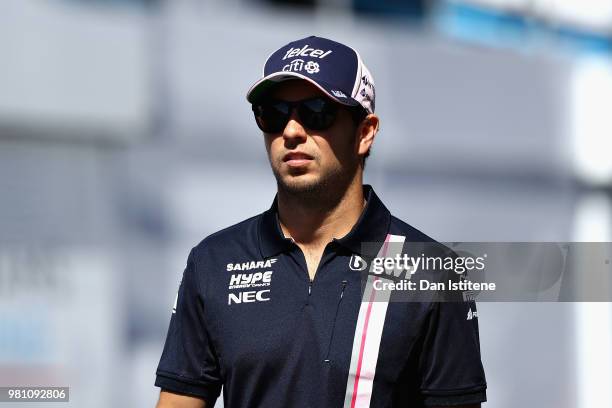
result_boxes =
[155,185,487,407]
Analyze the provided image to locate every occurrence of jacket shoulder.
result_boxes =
[389,215,438,243]
[389,215,461,261]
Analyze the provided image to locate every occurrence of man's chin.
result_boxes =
[277,174,323,194]
[272,162,352,198]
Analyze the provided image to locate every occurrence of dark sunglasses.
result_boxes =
[252,97,340,133]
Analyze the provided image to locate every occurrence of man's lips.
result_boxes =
[283,152,314,167]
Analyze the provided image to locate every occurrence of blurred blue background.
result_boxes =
[1,0,611,406]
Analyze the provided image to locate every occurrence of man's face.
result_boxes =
[261,80,362,196]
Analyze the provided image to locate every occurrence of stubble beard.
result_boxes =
[270,156,360,208]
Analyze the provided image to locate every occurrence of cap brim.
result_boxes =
[246,72,360,108]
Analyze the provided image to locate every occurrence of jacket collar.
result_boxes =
[258,184,391,258]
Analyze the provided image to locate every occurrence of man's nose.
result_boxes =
[282,110,307,144]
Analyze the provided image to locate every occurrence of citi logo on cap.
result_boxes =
[282,45,333,60]
[282,59,321,75]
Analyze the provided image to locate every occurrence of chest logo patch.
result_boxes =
[226,259,277,305]
[226,258,277,271]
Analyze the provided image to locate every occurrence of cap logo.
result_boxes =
[331,90,347,98]
[304,61,320,74]
[282,45,333,60]
[282,59,303,73]
[361,75,373,89]
[282,59,320,75]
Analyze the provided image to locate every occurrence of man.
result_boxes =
[155,36,487,408]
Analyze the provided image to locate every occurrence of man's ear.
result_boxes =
[356,114,379,156]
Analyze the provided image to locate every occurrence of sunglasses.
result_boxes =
[252,97,340,133]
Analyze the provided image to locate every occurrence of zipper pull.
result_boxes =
[308,279,313,296]
[340,280,348,299]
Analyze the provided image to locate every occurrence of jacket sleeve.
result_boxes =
[155,248,223,405]
[416,297,487,406]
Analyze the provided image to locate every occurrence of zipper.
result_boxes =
[296,239,337,298]
[324,280,348,363]
[305,279,313,305]
[287,237,316,301]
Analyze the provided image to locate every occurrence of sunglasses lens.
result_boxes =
[253,102,290,133]
[252,97,339,133]
[298,98,338,130]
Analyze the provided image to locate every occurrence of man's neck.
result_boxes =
[277,178,366,250]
